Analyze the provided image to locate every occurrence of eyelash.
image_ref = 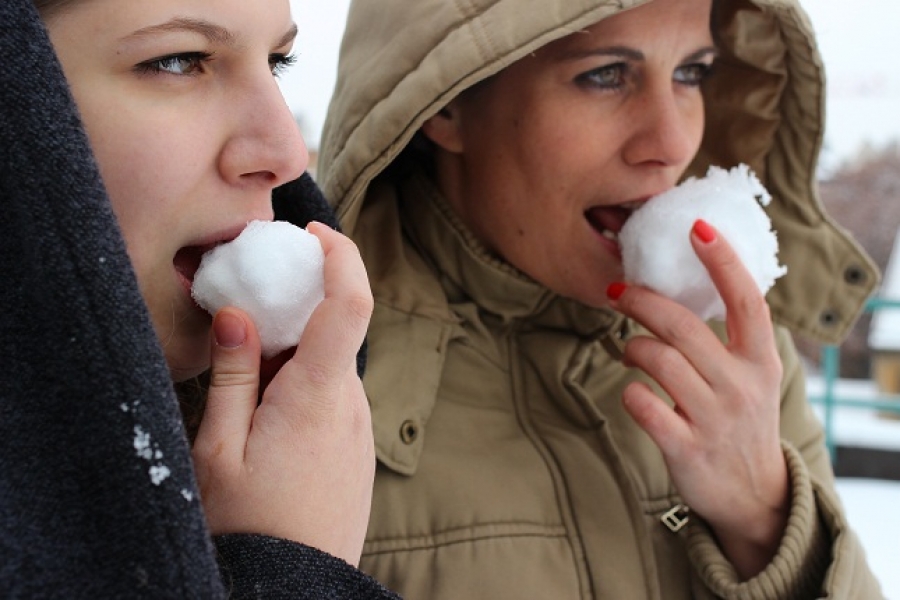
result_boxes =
[135,52,211,76]
[674,62,713,86]
[269,53,297,78]
[135,52,297,78]
[577,61,713,91]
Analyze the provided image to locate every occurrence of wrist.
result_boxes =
[711,458,790,579]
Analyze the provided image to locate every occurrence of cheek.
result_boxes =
[685,97,707,153]
[92,128,196,241]
[88,128,198,325]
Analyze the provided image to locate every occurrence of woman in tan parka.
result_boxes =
[313,0,884,597]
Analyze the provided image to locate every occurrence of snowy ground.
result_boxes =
[807,376,900,598]
[835,478,900,598]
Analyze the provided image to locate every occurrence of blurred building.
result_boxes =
[868,229,900,419]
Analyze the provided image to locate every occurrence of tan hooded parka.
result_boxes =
[317,0,884,598]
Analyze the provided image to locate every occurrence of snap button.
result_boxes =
[819,309,839,327]
[400,420,419,445]
[844,265,867,286]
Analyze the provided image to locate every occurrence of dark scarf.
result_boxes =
[0,1,390,598]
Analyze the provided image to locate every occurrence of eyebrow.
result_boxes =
[562,45,719,63]
[123,18,298,49]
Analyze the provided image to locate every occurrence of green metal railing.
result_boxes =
[809,297,900,460]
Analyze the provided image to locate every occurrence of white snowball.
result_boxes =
[619,164,787,321]
[192,220,325,358]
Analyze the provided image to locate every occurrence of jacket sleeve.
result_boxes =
[684,326,884,599]
[215,535,402,599]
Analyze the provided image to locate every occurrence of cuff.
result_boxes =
[214,533,401,600]
[685,442,830,599]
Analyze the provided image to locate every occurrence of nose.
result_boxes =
[620,86,703,170]
[218,74,308,189]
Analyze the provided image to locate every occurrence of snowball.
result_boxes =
[619,164,787,321]
[192,220,325,358]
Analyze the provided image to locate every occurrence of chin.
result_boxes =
[165,340,211,383]
[577,292,612,311]
[169,363,210,383]
[564,269,620,309]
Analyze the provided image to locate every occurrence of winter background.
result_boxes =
[280,1,900,596]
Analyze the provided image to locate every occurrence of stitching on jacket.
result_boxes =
[363,522,569,555]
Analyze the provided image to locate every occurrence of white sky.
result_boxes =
[280,0,900,168]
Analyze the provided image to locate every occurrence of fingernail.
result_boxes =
[214,311,246,348]
[693,219,716,244]
[607,282,628,301]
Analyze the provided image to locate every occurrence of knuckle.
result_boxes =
[735,290,771,320]
[347,383,373,430]
[210,366,256,392]
[649,345,683,381]
[343,289,374,324]
[664,310,705,345]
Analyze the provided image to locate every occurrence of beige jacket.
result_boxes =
[318,0,884,598]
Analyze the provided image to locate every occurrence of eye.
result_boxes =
[136,52,211,76]
[577,63,627,91]
[673,62,713,87]
[269,53,297,78]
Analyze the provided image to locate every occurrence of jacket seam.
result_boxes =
[364,523,569,556]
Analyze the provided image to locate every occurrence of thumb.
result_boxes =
[194,307,262,464]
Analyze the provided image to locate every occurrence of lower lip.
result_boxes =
[175,268,203,310]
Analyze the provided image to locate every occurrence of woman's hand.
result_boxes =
[606,219,789,580]
[192,222,375,567]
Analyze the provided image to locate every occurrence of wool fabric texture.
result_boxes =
[0,1,387,597]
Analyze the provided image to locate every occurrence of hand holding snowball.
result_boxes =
[619,165,786,321]
[191,223,375,567]
[607,221,789,581]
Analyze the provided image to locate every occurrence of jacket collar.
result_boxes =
[398,168,628,341]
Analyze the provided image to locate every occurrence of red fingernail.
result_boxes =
[214,310,246,348]
[693,219,716,244]
[607,282,628,301]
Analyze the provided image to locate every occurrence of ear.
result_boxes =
[421,101,464,154]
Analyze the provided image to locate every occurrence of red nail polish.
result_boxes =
[693,219,716,243]
[607,282,628,301]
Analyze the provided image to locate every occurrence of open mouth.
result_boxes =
[173,243,218,291]
[585,205,636,252]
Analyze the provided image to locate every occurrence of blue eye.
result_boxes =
[578,63,626,90]
[137,52,210,76]
[269,53,297,78]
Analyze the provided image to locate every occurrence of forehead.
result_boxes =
[43,0,295,37]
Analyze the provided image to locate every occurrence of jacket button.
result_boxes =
[844,265,867,285]
[400,420,419,445]
[820,309,839,327]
